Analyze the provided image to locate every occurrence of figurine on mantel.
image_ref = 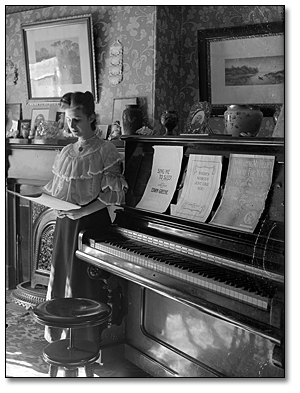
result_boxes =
[136,125,155,136]
[35,120,60,139]
[20,121,30,139]
[160,110,178,135]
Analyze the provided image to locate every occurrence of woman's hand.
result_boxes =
[56,199,107,220]
[65,209,85,220]
[57,208,85,220]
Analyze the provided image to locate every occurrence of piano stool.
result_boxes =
[32,298,112,377]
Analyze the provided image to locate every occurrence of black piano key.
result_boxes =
[181,264,207,270]
[173,262,197,269]
[187,265,214,273]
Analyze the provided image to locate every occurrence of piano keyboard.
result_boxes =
[90,237,274,310]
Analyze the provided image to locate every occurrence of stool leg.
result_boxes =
[48,365,58,377]
[85,363,94,377]
[64,368,78,377]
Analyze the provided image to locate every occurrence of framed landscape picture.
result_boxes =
[198,22,284,116]
[22,14,97,103]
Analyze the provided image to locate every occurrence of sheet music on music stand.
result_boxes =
[210,154,275,233]
[171,154,222,222]
[136,145,183,213]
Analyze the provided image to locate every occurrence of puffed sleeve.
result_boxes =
[97,142,128,205]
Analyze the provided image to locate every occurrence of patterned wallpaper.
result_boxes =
[6,5,284,135]
[5,6,48,14]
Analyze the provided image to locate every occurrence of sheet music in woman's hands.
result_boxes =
[171,154,222,222]
[8,190,80,211]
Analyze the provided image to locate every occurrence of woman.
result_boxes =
[43,91,128,343]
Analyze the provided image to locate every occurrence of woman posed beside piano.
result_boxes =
[25,91,128,343]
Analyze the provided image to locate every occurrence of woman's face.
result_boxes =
[65,107,94,139]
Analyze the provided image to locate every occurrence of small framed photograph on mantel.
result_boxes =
[31,108,50,133]
[184,101,212,134]
[6,103,21,138]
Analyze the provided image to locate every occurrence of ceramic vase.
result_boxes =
[122,105,143,135]
[161,110,178,136]
[224,105,263,137]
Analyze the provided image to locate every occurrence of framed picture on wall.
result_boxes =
[198,22,284,116]
[21,14,97,104]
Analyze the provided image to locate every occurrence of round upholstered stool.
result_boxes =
[32,298,111,377]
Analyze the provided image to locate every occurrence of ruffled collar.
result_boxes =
[65,135,105,157]
[77,134,99,152]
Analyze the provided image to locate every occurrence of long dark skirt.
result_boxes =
[45,207,111,344]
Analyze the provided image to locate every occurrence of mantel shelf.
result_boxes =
[121,134,284,147]
[6,138,125,151]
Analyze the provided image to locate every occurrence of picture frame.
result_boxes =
[198,22,284,116]
[96,125,109,140]
[184,101,212,134]
[55,110,66,131]
[112,97,138,134]
[31,107,50,132]
[22,14,97,104]
[6,104,21,137]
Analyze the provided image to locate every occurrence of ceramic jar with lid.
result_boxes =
[224,105,263,137]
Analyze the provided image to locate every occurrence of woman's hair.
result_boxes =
[60,91,96,130]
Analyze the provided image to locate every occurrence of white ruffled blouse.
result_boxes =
[44,136,128,206]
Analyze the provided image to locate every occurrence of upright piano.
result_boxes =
[76,135,284,378]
